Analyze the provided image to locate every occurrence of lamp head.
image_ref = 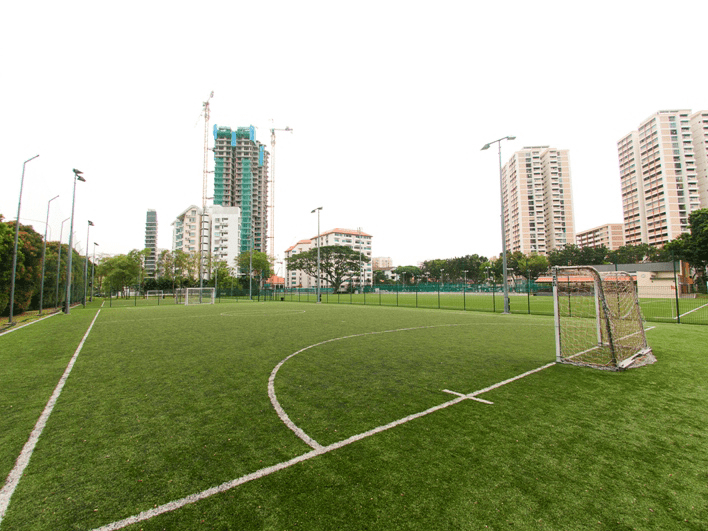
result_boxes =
[481,143,491,151]
[507,136,516,141]
[88,220,94,226]
[77,175,86,182]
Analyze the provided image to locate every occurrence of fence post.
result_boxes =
[672,253,681,324]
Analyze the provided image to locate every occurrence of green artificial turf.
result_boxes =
[1,302,706,530]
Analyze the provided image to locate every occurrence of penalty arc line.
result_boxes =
[0,309,102,524]
[268,324,472,450]
[92,358,557,531]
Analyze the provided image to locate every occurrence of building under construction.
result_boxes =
[213,125,270,255]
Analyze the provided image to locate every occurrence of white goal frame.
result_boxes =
[552,266,653,370]
[176,287,216,305]
[145,290,164,299]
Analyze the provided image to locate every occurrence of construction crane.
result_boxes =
[269,125,293,262]
[197,91,214,287]
[200,91,214,211]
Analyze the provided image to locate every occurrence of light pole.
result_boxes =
[311,207,322,303]
[55,217,70,310]
[39,194,60,315]
[481,135,516,314]
[83,221,94,306]
[91,242,99,302]
[65,169,86,314]
[8,154,40,324]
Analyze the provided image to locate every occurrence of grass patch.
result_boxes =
[1,303,706,530]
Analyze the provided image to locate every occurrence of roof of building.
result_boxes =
[313,228,373,239]
[285,239,312,252]
[266,274,285,285]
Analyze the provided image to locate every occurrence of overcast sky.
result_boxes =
[2,0,706,276]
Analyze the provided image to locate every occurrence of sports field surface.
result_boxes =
[1,300,707,530]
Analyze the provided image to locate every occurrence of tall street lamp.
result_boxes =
[8,154,40,324]
[65,169,86,314]
[39,194,60,315]
[481,135,516,314]
[91,242,99,302]
[83,220,94,306]
[55,217,70,310]
[311,207,322,303]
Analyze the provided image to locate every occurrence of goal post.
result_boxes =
[145,290,164,299]
[175,287,215,305]
[552,266,654,370]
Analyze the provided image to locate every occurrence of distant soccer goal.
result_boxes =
[552,266,654,370]
[145,290,164,299]
[175,287,216,305]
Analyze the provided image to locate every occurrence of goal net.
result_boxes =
[552,266,654,370]
[175,287,215,305]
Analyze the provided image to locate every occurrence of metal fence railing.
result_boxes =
[277,282,708,326]
[99,280,707,325]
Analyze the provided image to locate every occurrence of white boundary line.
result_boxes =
[0,312,60,337]
[678,301,708,318]
[0,309,101,524]
[93,331,556,531]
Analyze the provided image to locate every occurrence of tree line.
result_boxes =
[3,209,706,315]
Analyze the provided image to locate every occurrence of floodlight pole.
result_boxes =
[65,169,85,314]
[481,135,516,314]
[83,220,94,306]
[8,154,40,324]
[55,217,70,310]
[39,194,59,315]
[91,242,99,301]
[312,207,322,303]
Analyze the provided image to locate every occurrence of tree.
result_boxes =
[237,251,272,284]
[0,215,44,316]
[99,253,141,296]
[285,245,371,293]
[665,208,708,288]
[394,265,422,284]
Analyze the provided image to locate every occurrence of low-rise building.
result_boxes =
[576,223,625,250]
[285,228,373,289]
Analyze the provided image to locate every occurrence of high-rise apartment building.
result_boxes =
[212,125,270,256]
[144,209,158,278]
[172,204,242,275]
[691,111,708,207]
[576,223,625,251]
[285,228,373,289]
[501,146,575,255]
[618,110,708,247]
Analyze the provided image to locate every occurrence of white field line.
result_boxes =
[678,301,708,319]
[93,351,556,531]
[0,309,102,524]
[0,312,60,337]
[267,324,469,450]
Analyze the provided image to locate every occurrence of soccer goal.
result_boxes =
[145,290,164,299]
[552,266,654,370]
[175,287,216,305]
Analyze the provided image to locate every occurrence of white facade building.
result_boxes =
[285,228,373,289]
[172,204,242,277]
